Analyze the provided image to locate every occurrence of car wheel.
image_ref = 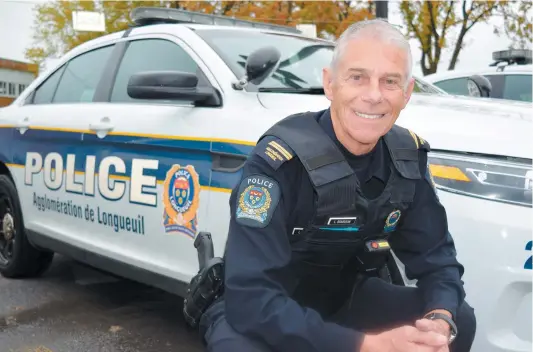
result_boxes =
[0,175,54,278]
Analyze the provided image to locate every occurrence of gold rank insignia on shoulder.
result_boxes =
[256,137,294,170]
[408,130,430,151]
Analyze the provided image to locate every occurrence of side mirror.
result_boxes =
[233,46,281,89]
[127,71,221,107]
[467,75,492,98]
[246,46,281,85]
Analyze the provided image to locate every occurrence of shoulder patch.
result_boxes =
[255,136,294,171]
[235,174,281,228]
[408,130,431,152]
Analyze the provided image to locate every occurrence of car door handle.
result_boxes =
[14,117,30,134]
[211,151,248,173]
[89,121,114,132]
[89,122,114,131]
[89,117,114,138]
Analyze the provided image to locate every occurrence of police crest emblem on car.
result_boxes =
[163,165,201,238]
[384,210,401,233]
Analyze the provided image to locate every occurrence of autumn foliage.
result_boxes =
[25,0,532,76]
[400,0,532,75]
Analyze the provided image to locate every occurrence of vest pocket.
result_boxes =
[292,239,361,268]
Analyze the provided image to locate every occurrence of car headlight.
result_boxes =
[428,152,532,207]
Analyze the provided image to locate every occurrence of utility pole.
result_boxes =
[375,1,388,20]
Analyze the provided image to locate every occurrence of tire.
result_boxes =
[0,174,54,278]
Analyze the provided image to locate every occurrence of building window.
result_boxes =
[8,83,16,96]
[18,84,26,95]
[0,81,5,95]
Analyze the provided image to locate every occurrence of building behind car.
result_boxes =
[0,57,38,107]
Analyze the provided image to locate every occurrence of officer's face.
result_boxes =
[323,35,415,150]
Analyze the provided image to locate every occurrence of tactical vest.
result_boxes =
[258,111,428,315]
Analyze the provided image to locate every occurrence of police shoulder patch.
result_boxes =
[235,174,281,228]
[255,136,295,171]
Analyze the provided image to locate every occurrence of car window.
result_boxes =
[413,78,446,95]
[52,45,114,103]
[31,65,66,104]
[502,74,532,102]
[432,78,471,96]
[195,29,332,90]
[110,39,200,103]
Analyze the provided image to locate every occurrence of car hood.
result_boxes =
[257,92,532,160]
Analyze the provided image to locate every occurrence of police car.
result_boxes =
[425,49,532,103]
[0,7,530,352]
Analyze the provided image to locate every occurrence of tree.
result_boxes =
[400,0,532,76]
[498,0,533,49]
[24,0,216,68]
[297,1,372,38]
[25,0,373,67]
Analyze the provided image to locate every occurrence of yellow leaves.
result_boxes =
[499,0,532,49]
[399,0,522,74]
[25,0,377,67]
[24,47,45,67]
[27,0,528,71]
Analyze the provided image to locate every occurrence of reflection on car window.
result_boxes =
[32,65,66,104]
[432,78,471,96]
[503,74,532,102]
[413,78,445,95]
[111,39,200,103]
[53,45,114,103]
[196,29,332,89]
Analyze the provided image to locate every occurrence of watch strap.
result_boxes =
[423,312,458,343]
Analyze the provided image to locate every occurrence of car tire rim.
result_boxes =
[0,194,16,266]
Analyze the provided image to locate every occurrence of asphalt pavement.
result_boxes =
[0,255,204,352]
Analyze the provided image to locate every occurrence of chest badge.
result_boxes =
[384,210,401,233]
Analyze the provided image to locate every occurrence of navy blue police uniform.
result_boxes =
[199,109,476,352]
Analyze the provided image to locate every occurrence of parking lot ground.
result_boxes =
[0,255,203,352]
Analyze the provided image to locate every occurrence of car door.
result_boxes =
[79,33,223,282]
[9,43,118,248]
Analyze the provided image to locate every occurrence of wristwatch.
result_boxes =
[424,312,458,344]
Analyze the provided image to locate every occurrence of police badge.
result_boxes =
[163,164,201,238]
[235,175,281,228]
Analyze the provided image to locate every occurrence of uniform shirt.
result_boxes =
[222,109,466,352]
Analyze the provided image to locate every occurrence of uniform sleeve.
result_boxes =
[389,152,466,319]
[223,142,362,352]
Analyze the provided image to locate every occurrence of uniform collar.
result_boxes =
[318,109,388,183]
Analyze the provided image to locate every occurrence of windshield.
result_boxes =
[195,28,445,95]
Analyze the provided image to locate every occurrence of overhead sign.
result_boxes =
[296,24,317,38]
[72,11,106,32]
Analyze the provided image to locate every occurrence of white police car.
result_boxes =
[0,7,530,352]
[425,49,532,103]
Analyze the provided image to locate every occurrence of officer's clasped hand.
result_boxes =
[360,324,449,352]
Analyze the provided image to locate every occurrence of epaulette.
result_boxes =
[407,129,431,152]
[255,136,295,170]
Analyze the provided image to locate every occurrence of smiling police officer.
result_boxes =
[199,19,476,352]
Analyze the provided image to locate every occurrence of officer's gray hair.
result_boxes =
[330,19,413,89]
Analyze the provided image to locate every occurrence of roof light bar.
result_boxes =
[490,49,532,66]
[130,7,302,34]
